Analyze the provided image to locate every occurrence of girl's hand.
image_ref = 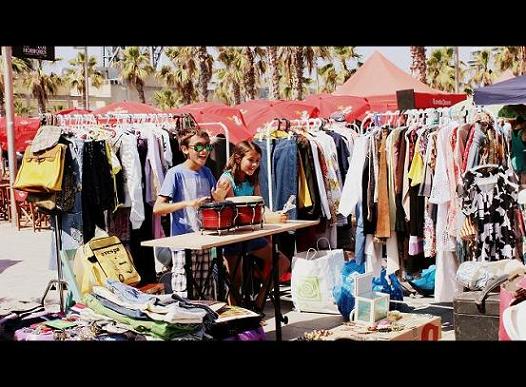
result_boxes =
[265,211,288,224]
[279,213,288,223]
[211,179,230,201]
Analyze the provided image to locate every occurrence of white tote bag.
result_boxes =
[291,238,345,314]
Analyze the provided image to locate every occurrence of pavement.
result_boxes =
[0,220,455,340]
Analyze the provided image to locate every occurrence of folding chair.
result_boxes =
[13,189,37,231]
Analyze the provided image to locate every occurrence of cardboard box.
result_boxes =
[319,313,442,341]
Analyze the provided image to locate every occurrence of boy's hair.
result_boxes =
[177,128,210,148]
[224,140,262,186]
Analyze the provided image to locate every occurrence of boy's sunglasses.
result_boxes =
[191,143,213,152]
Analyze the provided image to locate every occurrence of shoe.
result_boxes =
[399,280,417,296]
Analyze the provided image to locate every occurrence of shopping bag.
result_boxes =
[291,238,345,314]
[500,273,526,340]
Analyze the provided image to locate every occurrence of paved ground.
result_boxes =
[0,220,455,340]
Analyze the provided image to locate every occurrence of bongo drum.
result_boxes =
[198,200,236,235]
[227,196,265,230]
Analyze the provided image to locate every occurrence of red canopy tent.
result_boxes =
[0,116,41,152]
[169,102,252,143]
[55,108,92,115]
[304,93,370,121]
[334,51,466,112]
[91,101,161,115]
[235,100,319,134]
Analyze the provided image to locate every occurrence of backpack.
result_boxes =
[73,235,141,295]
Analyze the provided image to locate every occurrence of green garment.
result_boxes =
[511,129,526,173]
[83,294,200,340]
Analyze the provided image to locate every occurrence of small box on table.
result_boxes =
[351,272,390,324]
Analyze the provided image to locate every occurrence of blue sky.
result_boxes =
[48,46,486,74]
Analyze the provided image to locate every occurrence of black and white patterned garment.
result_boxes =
[462,166,519,261]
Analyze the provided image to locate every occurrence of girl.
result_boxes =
[216,140,289,311]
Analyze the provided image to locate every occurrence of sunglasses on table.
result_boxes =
[190,143,213,152]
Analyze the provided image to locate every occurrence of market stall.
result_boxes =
[334,51,467,111]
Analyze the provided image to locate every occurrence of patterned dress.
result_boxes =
[461,166,519,261]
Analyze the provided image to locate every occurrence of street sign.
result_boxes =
[12,46,55,61]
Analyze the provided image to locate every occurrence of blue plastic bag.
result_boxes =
[410,265,436,290]
[332,260,365,321]
[372,268,404,310]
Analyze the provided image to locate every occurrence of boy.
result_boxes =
[153,128,229,297]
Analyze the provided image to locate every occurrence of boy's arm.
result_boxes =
[153,195,208,216]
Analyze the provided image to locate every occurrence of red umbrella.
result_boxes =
[169,103,252,144]
[304,93,370,122]
[91,101,161,115]
[235,100,320,134]
[55,108,92,115]
[0,116,41,152]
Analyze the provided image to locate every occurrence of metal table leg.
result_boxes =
[216,247,225,301]
[271,234,287,341]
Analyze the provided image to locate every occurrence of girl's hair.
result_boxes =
[177,128,210,148]
[224,140,262,186]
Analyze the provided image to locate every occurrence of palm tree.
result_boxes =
[114,47,154,103]
[469,49,495,87]
[332,47,362,82]
[0,56,32,116]
[153,88,180,110]
[197,46,213,102]
[252,47,267,96]
[304,47,332,94]
[267,46,280,100]
[293,47,305,100]
[410,46,427,83]
[278,60,311,99]
[216,47,245,105]
[243,47,256,100]
[64,52,105,108]
[22,60,62,114]
[214,81,233,105]
[426,47,456,92]
[277,46,308,100]
[243,47,268,100]
[521,46,526,76]
[162,47,199,105]
[317,63,339,93]
[493,46,524,76]
[13,97,33,116]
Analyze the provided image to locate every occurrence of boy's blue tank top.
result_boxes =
[221,171,255,196]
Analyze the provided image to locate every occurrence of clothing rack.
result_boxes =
[41,112,200,130]
[360,107,464,133]
[40,212,67,314]
[260,117,324,211]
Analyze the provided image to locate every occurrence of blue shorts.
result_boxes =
[223,237,268,256]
